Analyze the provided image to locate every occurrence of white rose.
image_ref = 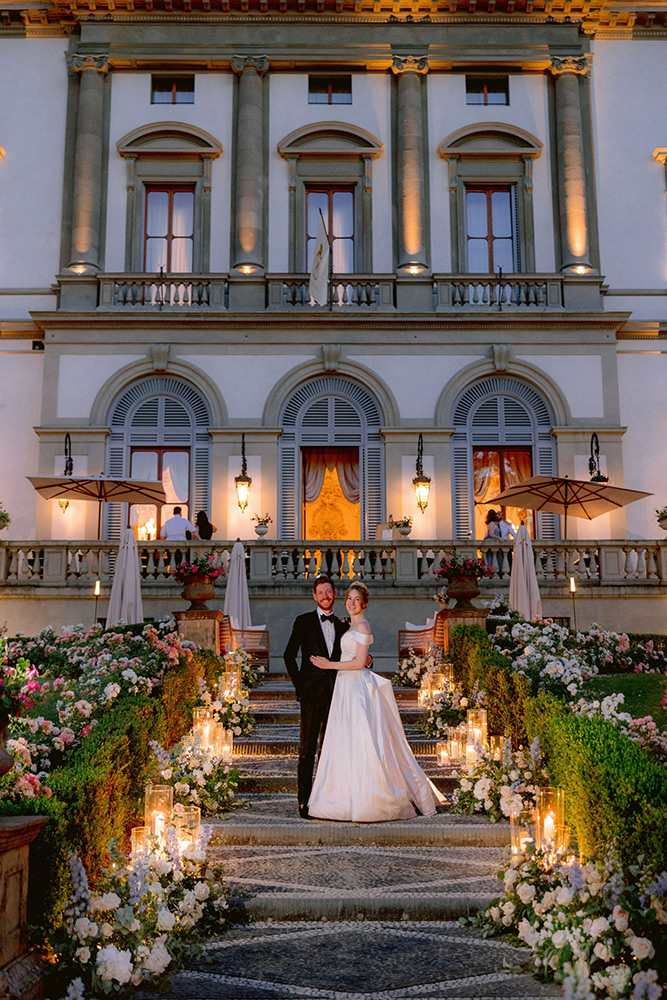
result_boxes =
[141,940,171,975]
[157,908,176,932]
[593,942,610,962]
[96,944,133,985]
[101,922,113,937]
[503,901,515,916]
[504,868,519,887]
[161,768,173,779]
[630,937,655,961]
[552,930,567,949]
[74,917,91,938]
[173,870,184,883]
[75,947,91,963]
[556,887,574,906]
[517,882,536,904]
[194,881,210,901]
[589,916,609,939]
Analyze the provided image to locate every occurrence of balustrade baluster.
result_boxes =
[647,548,658,580]
[636,548,647,579]
[500,548,511,577]
[623,547,635,577]
[587,548,599,580]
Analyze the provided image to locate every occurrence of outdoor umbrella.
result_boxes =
[486,475,651,537]
[106,528,144,626]
[223,540,251,630]
[509,523,542,621]
[27,476,167,537]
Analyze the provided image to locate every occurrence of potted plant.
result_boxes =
[0,504,10,531]
[172,553,224,611]
[0,641,40,776]
[391,515,413,537]
[252,513,272,537]
[434,554,494,609]
[656,506,667,531]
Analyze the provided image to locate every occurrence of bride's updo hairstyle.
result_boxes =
[345,581,369,608]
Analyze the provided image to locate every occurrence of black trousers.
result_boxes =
[297,679,334,809]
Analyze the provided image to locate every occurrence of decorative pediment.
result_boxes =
[116,123,222,159]
[438,123,543,160]
[278,122,383,159]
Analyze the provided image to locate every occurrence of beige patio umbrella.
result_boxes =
[223,540,251,629]
[27,475,167,537]
[509,523,542,621]
[486,475,651,537]
[107,528,144,626]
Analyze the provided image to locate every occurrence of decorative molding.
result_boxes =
[322,344,340,372]
[391,55,429,74]
[151,343,170,372]
[116,122,222,160]
[652,148,667,165]
[277,121,383,160]
[492,343,511,372]
[438,122,543,160]
[231,54,269,75]
[69,53,109,74]
[549,55,592,76]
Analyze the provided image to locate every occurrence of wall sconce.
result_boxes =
[58,498,70,513]
[588,432,609,484]
[234,433,252,512]
[412,433,431,513]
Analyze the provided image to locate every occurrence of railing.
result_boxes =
[434,274,564,310]
[267,274,396,310]
[98,274,229,310]
[1,540,665,588]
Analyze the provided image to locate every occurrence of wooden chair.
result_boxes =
[397,625,436,661]
[218,615,270,672]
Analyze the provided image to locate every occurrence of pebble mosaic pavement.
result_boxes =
[134,676,561,999]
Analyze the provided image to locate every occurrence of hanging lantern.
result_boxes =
[234,433,252,512]
[412,433,431,513]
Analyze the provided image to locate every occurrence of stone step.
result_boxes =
[250,685,418,704]
[249,708,424,725]
[238,775,458,795]
[234,738,443,755]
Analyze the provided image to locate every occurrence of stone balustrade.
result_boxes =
[98,274,229,309]
[1,539,664,589]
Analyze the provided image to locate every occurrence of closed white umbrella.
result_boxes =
[223,540,251,629]
[509,523,542,621]
[107,528,144,626]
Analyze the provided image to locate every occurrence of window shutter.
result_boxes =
[363,444,384,540]
[279,443,298,540]
[452,446,472,539]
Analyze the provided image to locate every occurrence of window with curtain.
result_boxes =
[129,447,190,539]
[473,447,533,538]
[306,186,355,274]
[143,186,195,273]
[465,185,519,273]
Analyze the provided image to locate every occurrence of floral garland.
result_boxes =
[51,834,228,999]
[450,738,549,823]
[150,737,240,816]
[220,646,265,690]
[171,553,223,585]
[475,850,666,1000]
[393,644,443,688]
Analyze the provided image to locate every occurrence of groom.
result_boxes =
[283,574,348,818]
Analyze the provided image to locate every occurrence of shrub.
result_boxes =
[525,693,667,874]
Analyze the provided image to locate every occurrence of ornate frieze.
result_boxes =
[391,54,429,74]
[549,54,592,76]
[69,53,109,74]
[231,54,269,76]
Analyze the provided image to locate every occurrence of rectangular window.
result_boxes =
[466,76,509,106]
[308,75,352,105]
[143,186,195,273]
[130,448,190,540]
[465,185,519,273]
[151,76,195,104]
[306,186,355,273]
[473,447,534,538]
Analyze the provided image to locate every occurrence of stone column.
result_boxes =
[550,55,592,272]
[392,55,429,273]
[231,55,269,272]
[68,54,109,273]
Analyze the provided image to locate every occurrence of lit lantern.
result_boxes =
[465,742,478,764]
[219,669,243,702]
[212,724,234,763]
[435,741,449,767]
[511,809,537,856]
[466,709,488,748]
[130,825,150,854]
[535,787,565,850]
[193,707,214,750]
[234,433,252,512]
[174,805,201,849]
[412,434,431,514]
[144,784,173,839]
[489,736,503,760]
[417,676,433,709]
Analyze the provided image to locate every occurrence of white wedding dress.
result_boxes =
[308,629,445,822]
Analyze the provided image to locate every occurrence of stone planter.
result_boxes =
[180,573,216,611]
[658,518,667,532]
[397,524,412,537]
[254,523,269,537]
[0,715,14,778]
[444,572,481,610]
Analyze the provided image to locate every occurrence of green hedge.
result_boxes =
[525,693,667,873]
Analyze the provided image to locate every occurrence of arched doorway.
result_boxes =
[105,376,211,539]
[451,376,557,540]
[278,377,385,540]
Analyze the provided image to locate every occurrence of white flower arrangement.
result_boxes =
[199,680,254,737]
[451,737,548,823]
[221,645,265,690]
[393,644,443,688]
[151,736,240,816]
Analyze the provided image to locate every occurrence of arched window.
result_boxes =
[451,377,557,540]
[279,377,384,540]
[105,376,211,539]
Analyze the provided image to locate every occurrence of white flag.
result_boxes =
[309,213,330,307]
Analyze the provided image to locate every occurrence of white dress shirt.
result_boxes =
[160,514,196,541]
[319,614,335,657]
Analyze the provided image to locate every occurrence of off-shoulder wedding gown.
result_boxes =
[308,629,445,822]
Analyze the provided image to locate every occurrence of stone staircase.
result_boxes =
[135,675,562,998]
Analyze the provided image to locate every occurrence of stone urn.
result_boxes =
[658,518,667,532]
[397,524,412,537]
[254,523,269,537]
[0,714,14,778]
[444,572,481,610]
[180,573,216,611]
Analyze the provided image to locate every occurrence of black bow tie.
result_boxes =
[320,614,335,622]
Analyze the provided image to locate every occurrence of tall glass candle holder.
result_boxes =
[130,825,150,854]
[213,725,234,763]
[193,706,213,749]
[489,736,503,760]
[219,669,242,701]
[466,708,488,747]
[174,805,201,849]
[511,808,536,856]
[535,787,565,850]
[435,741,449,767]
[144,784,173,839]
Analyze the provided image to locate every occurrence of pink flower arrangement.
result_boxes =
[171,553,224,585]
[436,554,494,581]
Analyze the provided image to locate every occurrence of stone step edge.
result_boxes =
[209,825,510,848]
[230,894,496,921]
[233,741,444,755]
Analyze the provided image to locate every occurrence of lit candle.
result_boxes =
[154,812,165,839]
[202,723,210,748]
[222,744,232,764]
[473,727,482,744]
[465,743,477,763]
[543,810,555,845]
[519,834,532,852]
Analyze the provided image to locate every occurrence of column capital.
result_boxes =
[549,54,591,77]
[391,54,429,75]
[69,53,109,74]
[231,54,269,76]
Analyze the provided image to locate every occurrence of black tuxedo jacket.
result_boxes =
[283,609,349,702]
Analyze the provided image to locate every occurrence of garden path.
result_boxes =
[136,676,561,999]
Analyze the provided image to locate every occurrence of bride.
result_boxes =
[308,582,444,823]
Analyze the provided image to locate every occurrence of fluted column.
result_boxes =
[550,55,592,272]
[68,54,109,273]
[392,55,429,273]
[231,55,269,272]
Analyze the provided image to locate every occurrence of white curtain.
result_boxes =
[170,191,194,273]
[162,452,189,504]
[130,452,159,529]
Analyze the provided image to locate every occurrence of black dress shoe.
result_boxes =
[299,805,310,819]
